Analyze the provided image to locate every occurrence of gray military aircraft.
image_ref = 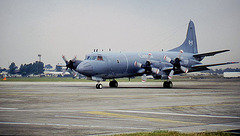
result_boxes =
[62,20,238,89]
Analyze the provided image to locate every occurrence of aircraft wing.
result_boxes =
[162,62,239,73]
[190,62,239,72]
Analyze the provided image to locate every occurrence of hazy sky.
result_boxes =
[0,0,240,69]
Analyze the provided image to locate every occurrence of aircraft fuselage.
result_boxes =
[75,51,197,80]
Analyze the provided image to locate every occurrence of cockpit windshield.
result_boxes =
[97,56,103,61]
[85,55,104,61]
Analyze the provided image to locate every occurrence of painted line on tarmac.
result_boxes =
[132,103,236,111]
[0,121,151,130]
[54,115,146,122]
[110,110,240,119]
[0,109,86,112]
[85,111,204,125]
[0,107,18,110]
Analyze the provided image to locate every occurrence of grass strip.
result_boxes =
[112,130,233,136]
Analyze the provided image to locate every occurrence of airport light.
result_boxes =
[38,54,42,62]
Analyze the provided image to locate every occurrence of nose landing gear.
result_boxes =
[96,82,103,89]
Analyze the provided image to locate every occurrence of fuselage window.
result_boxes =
[97,56,103,61]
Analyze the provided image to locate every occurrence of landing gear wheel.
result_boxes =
[96,84,103,89]
[163,81,173,88]
[109,80,118,88]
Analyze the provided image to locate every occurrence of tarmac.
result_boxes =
[0,78,239,135]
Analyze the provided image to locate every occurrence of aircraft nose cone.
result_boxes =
[77,61,94,76]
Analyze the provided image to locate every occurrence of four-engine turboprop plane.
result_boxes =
[62,20,238,89]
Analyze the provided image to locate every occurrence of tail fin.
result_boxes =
[169,20,198,53]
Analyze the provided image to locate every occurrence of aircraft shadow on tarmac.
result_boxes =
[107,86,215,89]
[63,85,215,90]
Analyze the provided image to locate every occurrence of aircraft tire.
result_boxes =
[109,80,118,88]
[96,84,103,89]
[163,81,173,88]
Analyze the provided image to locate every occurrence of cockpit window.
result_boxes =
[91,56,97,60]
[85,55,103,61]
[86,56,90,60]
[86,56,96,60]
[97,56,103,61]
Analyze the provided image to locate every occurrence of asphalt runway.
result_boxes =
[0,79,240,135]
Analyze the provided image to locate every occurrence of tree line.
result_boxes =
[7,61,44,76]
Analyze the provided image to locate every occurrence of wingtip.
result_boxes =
[230,62,239,64]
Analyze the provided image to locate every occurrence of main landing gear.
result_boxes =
[96,80,119,89]
[109,80,118,88]
[163,81,173,88]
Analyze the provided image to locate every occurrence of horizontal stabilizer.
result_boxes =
[192,62,239,68]
[193,50,229,61]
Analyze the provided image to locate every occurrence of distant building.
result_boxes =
[223,72,240,78]
[56,64,65,72]
[44,71,70,77]
[186,72,210,76]
[0,71,8,78]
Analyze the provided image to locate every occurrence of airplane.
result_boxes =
[62,20,238,89]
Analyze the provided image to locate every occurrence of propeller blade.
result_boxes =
[168,70,174,79]
[141,74,147,82]
[61,70,66,76]
[72,70,77,77]
[151,68,160,74]
[180,66,188,73]
[147,53,152,61]
[72,56,77,62]
[62,55,68,64]
[178,50,184,58]
[164,55,172,63]
[68,69,78,77]
[134,61,142,68]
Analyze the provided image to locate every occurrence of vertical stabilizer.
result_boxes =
[169,20,198,53]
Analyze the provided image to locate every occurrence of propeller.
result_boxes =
[163,50,188,79]
[142,74,147,82]
[62,55,77,77]
[134,53,160,82]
